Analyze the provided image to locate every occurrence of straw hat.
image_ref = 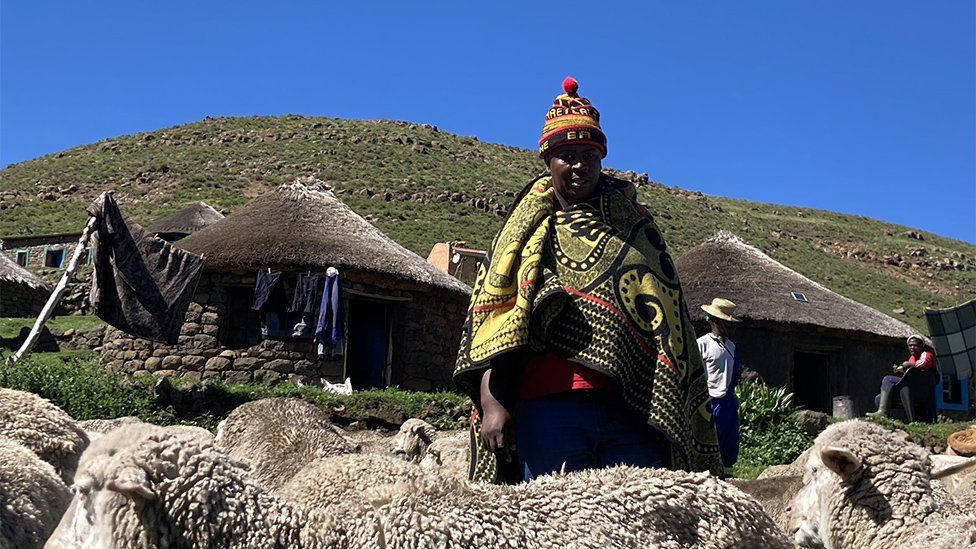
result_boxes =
[701,298,740,322]
[948,428,976,457]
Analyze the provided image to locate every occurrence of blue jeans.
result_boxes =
[710,394,739,468]
[514,391,663,481]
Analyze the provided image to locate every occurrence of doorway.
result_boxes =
[792,351,832,413]
[345,298,390,389]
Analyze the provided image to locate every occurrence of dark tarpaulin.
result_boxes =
[88,193,204,344]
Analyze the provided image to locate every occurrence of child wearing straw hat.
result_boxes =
[697,298,742,477]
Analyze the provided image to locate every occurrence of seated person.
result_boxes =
[868,334,938,418]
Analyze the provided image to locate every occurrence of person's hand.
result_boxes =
[479,402,513,453]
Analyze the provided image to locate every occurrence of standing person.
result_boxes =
[453,77,721,483]
[696,298,742,478]
[868,334,939,418]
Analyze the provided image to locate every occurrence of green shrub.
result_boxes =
[0,351,469,430]
[735,381,813,469]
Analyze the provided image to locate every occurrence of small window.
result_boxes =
[44,248,64,268]
[941,372,963,405]
[791,292,809,302]
[15,250,28,267]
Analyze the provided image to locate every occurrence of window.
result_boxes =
[791,292,809,302]
[936,371,970,411]
[44,248,64,268]
[15,250,28,267]
[78,247,91,265]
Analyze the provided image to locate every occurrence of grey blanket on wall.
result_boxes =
[88,193,204,344]
[925,298,976,380]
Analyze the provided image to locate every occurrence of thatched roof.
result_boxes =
[177,177,470,295]
[0,252,50,290]
[676,231,915,339]
[147,202,224,235]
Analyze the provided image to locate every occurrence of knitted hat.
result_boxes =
[538,77,607,158]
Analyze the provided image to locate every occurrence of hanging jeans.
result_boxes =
[710,393,740,468]
[514,390,663,482]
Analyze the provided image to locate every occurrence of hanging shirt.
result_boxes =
[697,333,738,399]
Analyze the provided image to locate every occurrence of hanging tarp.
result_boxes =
[926,298,976,380]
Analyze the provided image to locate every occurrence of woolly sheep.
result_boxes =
[0,388,89,483]
[391,417,438,461]
[788,419,976,548]
[419,431,469,480]
[279,452,434,507]
[214,397,358,489]
[47,424,790,548]
[76,417,143,441]
[731,476,804,534]
[0,435,72,549]
[43,424,377,549]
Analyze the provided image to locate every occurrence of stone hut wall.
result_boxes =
[0,246,92,315]
[99,271,468,390]
[0,280,49,317]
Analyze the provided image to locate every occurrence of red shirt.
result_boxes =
[519,353,616,401]
[909,351,937,371]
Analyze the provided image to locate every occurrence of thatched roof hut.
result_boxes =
[100,177,470,392]
[177,178,469,295]
[147,202,224,241]
[676,231,916,414]
[0,252,49,290]
[678,231,914,339]
[0,252,50,317]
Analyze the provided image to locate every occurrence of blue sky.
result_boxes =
[2,1,974,242]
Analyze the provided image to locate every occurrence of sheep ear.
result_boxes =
[931,455,976,480]
[106,466,155,501]
[820,446,862,481]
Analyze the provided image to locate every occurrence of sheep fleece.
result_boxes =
[0,436,72,549]
[0,388,89,483]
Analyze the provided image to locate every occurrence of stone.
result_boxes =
[222,370,252,385]
[219,350,236,358]
[266,359,294,373]
[181,355,207,369]
[155,370,178,378]
[202,324,219,335]
[182,371,201,382]
[254,370,284,384]
[144,357,162,372]
[233,357,264,369]
[294,360,316,375]
[205,356,231,371]
[793,410,829,437]
[201,312,219,325]
[182,322,201,336]
[161,355,182,368]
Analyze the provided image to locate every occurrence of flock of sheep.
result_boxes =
[2,386,976,548]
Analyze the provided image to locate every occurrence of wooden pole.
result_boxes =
[5,215,99,367]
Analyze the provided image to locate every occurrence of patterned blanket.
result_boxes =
[454,173,721,481]
[926,299,976,380]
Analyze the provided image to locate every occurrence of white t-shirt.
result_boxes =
[697,333,737,399]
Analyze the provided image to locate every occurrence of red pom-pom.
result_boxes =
[562,77,579,97]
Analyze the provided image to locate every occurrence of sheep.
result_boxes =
[279,452,433,507]
[788,419,976,548]
[419,431,469,480]
[391,417,438,461]
[731,475,804,534]
[48,424,790,548]
[214,397,358,489]
[0,435,72,549]
[43,423,377,549]
[0,388,89,483]
[76,417,143,441]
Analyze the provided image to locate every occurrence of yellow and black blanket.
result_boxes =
[454,173,721,482]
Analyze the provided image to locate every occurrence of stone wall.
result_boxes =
[99,271,468,390]
[0,280,49,317]
[0,246,92,315]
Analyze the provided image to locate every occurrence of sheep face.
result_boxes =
[788,420,976,549]
[392,419,436,462]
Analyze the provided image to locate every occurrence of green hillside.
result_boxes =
[1,115,973,330]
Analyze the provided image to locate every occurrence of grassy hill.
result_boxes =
[1,115,973,330]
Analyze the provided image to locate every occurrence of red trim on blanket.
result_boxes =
[563,285,678,373]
